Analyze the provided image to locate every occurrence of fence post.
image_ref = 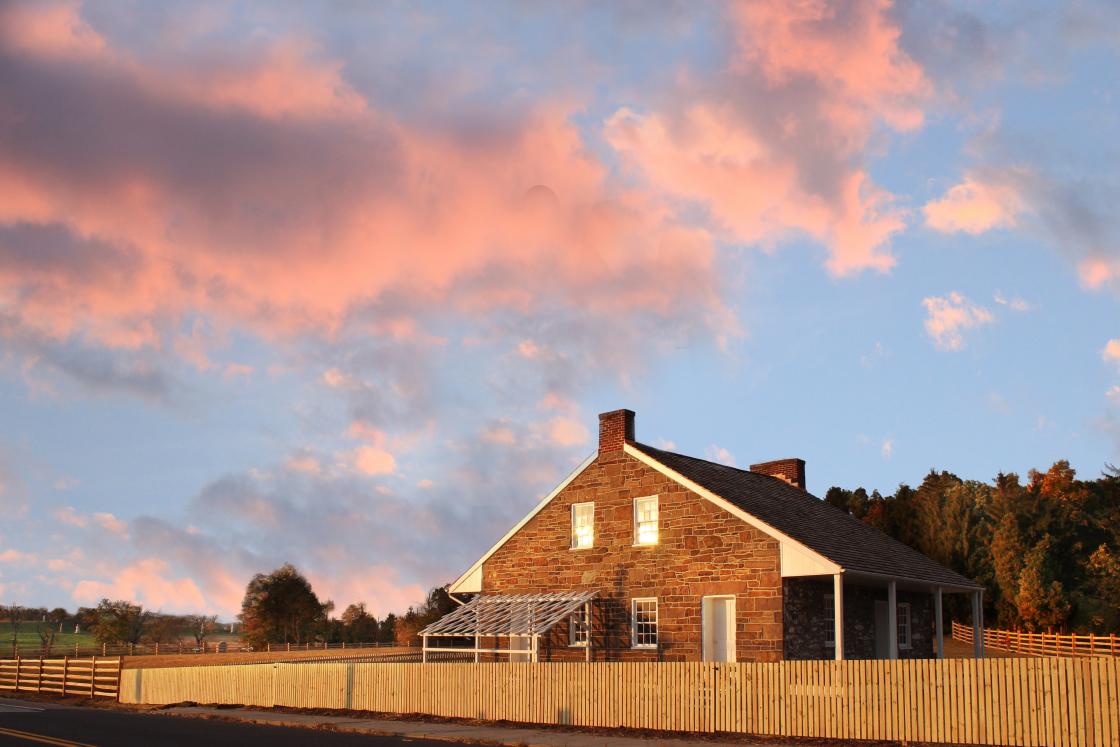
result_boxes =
[62,657,69,696]
[13,656,19,691]
[36,658,42,692]
[90,656,96,697]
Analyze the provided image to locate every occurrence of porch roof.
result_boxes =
[419,591,596,637]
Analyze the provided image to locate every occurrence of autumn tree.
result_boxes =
[91,599,150,645]
[339,603,379,643]
[238,564,331,647]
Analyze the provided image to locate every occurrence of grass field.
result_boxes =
[6,629,97,648]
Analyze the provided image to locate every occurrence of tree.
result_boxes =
[145,614,181,644]
[1015,537,1071,631]
[185,615,218,647]
[91,600,150,645]
[49,608,70,633]
[4,604,23,655]
[238,564,331,647]
[339,603,378,643]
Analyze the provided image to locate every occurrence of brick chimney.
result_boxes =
[749,458,806,490]
[598,409,635,454]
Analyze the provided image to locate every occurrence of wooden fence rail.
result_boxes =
[121,657,1119,747]
[0,657,121,698]
[6,640,404,659]
[953,621,1120,658]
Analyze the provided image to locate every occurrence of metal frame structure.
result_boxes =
[419,592,597,663]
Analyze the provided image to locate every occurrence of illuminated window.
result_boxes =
[632,598,658,648]
[571,502,594,549]
[633,495,658,545]
[569,606,590,647]
[898,603,911,649]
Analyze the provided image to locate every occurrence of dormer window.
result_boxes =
[634,495,658,545]
[571,502,594,549]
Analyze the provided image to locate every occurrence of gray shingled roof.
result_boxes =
[632,442,982,590]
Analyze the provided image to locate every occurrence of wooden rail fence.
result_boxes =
[0,657,121,698]
[121,657,1119,747]
[7,640,403,660]
[953,621,1120,658]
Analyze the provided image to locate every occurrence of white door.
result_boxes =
[874,600,889,659]
[509,635,531,663]
[702,596,736,662]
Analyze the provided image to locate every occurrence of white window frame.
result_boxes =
[631,597,658,649]
[570,502,594,550]
[824,593,835,648]
[569,606,590,647]
[633,495,659,546]
[897,602,912,650]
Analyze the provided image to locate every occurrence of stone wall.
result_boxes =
[481,446,785,662]
[783,578,935,660]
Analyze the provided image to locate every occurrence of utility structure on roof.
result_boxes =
[424,409,985,663]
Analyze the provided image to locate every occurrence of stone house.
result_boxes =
[421,409,985,663]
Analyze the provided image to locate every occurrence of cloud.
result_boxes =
[881,438,894,458]
[993,292,1030,312]
[922,291,994,350]
[705,445,736,466]
[53,505,88,528]
[604,0,927,276]
[0,548,37,564]
[545,416,589,447]
[1103,339,1120,365]
[72,558,208,612]
[93,512,129,538]
[924,176,1023,234]
[352,445,397,476]
[0,1,729,390]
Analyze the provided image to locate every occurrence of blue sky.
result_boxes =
[0,0,1117,617]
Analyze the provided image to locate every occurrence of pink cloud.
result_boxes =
[922,292,994,351]
[0,2,728,372]
[604,0,926,276]
[924,176,1023,234]
[546,416,589,447]
[72,557,208,613]
[1079,258,1120,291]
[1103,339,1120,364]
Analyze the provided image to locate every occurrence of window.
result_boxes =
[632,598,658,648]
[633,495,658,545]
[571,502,594,549]
[897,603,911,649]
[824,593,835,648]
[569,606,590,647]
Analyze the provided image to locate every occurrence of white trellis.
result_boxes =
[419,591,597,662]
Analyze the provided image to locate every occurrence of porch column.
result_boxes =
[934,587,944,660]
[422,634,428,664]
[833,573,844,661]
[887,580,898,660]
[972,590,985,659]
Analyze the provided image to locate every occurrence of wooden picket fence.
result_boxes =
[0,657,121,698]
[953,621,1120,658]
[121,657,1120,747]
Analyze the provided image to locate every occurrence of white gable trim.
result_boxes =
[623,443,839,577]
[448,452,598,594]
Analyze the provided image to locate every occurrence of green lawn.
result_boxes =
[6,629,98,648]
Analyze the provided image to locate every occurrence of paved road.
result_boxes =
[0,698,451,746]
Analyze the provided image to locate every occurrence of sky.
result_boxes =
[1,0,1118,619]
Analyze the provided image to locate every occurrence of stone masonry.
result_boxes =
[481,432,784,662]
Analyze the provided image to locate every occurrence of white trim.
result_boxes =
[897,601,912,650]
[448,452,597,593]
[624,443,841,577]
[632,494,659,546]
[631,597,658,649]
[568,606,589,647]
[570,501,595,550]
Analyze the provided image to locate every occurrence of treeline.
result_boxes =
[826,460,1120,633]
[237,563,456,648]
[3,600,223,649]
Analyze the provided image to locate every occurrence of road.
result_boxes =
[0,698,452,746]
